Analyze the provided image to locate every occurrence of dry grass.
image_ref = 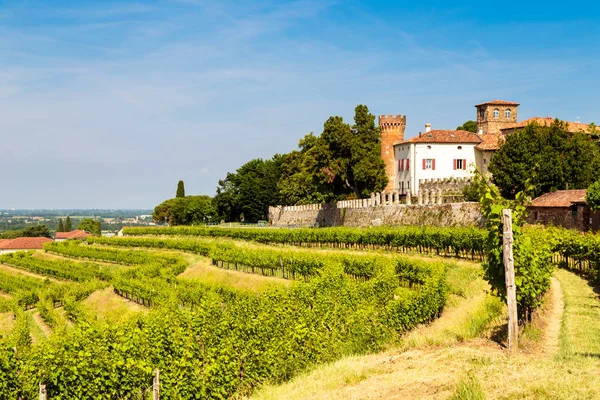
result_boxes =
[250,269,600,400]
[0,312,15,337]
[179,257,291,292]
[83,287,147,321]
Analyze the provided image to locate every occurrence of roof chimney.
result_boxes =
[425,123,431,133]
[419,132,422,138]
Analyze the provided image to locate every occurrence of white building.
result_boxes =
[393,124,501,196]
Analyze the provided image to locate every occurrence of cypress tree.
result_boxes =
[65,216,72,232]
[57,219,64,232]
[176,180,185,198]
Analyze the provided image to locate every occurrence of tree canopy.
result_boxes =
[212,105,388,222]
[57,219,64,233]
[586,181,600,211]
[489,120,600,199]
[176,180,185,198]
[456,120,478,133]
[78,219,102,236]
[153,195,218,226]
[65,216,72,232]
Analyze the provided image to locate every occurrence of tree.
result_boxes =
[586,181,600,211]
[78,219,102,236]
[456,120,478,133]
[489,120,600,199]
[214,157,284,222]
[22,225,52,238]
[176,180,185,198]
[57,219,64,233]
[153,196,218,226]
[64,216,72,232]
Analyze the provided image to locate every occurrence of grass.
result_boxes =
[178,257,292,293]
[82,287,147,321]
[0,312,15,337]
[555,268,600,360]
[250,268,600,400]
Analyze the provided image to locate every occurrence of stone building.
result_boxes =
[475,100,520,135]
[527,190,599,231]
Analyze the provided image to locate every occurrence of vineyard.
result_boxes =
[0,224,598,398]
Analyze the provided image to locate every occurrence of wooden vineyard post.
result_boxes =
[153,369,160,400]
[39,384,47,400]
[502,209,519,352]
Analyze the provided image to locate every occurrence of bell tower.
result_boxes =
[475,100,519,134]
[379,114,406,192]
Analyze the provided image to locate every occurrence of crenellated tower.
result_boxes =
[379,114,406,192]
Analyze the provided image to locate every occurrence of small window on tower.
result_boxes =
[457,146,462,150]
[493,109,499,119]
[505,109,511,119]
[427,145,432,149]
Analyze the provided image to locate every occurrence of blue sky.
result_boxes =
[1,0,599,208]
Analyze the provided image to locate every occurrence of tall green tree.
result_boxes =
[57,219,64,233]
[176,180,185,198]
[65,216,72,232]
[489,120,600,199]
[456,120,478,132]
[214,157,284,222]
[78,219,102,236]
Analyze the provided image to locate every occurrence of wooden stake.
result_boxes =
[502,209,519,352]
[153,369,160,400]
[39,384,47,400]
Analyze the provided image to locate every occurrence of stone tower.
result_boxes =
[379,114,406,192]
[475,100,519,135]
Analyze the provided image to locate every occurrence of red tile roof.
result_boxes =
[399,130,482,145]
[475,133,504,151]
[56,230,91,240]
[500,117,597,134]
[474,100,520,107]
[529,190,587,208]
[0,237,53,250]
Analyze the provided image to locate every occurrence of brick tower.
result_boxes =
[379,114,406,192]
[475,100,519,135]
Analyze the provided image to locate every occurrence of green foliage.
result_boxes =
[489,120,600,199]
[585,181,600,211]
[462,181,480,202]
[215,105,388,218]
[122,225,487,259]
[473,172,553,321]
[153,195,218,226]
[57,219,64,233]
[78,218,102,236]
[176,180,185,198]
[22,225,52,238]
[65,216,72,232]
[456,120,478,133]
[214,157,284,223]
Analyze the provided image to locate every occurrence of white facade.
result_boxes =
[394,142,479,196]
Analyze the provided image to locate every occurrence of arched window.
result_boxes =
[493,108,499,119]
[505,109,511,119]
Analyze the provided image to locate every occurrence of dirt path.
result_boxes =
[30,311,52,341]
[540,277,564,356]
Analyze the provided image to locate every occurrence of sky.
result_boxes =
[1,0,599,209]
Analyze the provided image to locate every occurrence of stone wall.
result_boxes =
[269,202,483,228]
[419,177,472,196]
[526,205,588,231]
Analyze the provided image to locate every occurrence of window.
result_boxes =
[426,145,432,149]
[505,109,511,119]
[533,211,539,220]
[479,108,485,120]
[453,159,467,170]
[423,158,435,170]
[493,108,499,119]
[457,146,462,150]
